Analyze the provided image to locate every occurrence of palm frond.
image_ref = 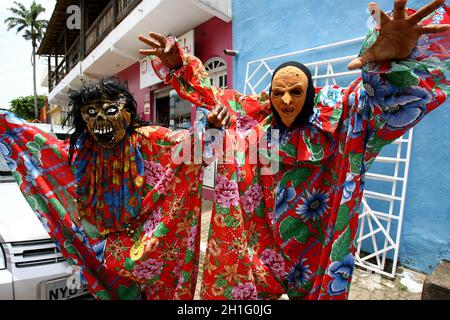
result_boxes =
[13,1,28,14]
[5,1,49,45]
[15,23,28,33]
[36,19,48,27]
[30,2,46,21]
[4,17,27,32]
[6,7,28,20]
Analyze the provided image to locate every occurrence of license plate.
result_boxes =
[43,277,89,300]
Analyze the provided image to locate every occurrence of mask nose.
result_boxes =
[281,92,292,105]
[96,112,107,121]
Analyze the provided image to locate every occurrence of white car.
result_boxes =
[0,122,91,300]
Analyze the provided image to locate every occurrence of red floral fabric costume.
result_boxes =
[0,117,203,299]
[151,6,450,299]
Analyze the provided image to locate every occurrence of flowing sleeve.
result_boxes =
[0,111,138,299]
[0,112,205,300]
[341,5,450,164]
[150,42,271,126]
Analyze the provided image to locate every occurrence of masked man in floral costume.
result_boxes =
[138,0,450,299]
[0,78,228,299]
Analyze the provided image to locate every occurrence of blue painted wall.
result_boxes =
[231,0,450,274]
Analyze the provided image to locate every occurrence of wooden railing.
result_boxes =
[85,3,113,54]
[49,57,66,92]
[48,0,142,90]
[117,0,141,23]
[66,38,80,71]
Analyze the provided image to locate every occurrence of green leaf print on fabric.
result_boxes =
[95,290,112,300]
[63,240,78,256]
[255,202,265,218]
[349,153,363,175]
[185,250,194,264]
[282,143,297,158]
[330,227,351,262]
[281,168,312,189]
[303,135,325,162]
[279,216,310,243]
[153,222,170,237]
[335,204,349,232]
[26,141,41,158]
[49,198,68,219]
[366,135,395,155]
[224,286,234,299]
[215,276,228,288]
[152,192,160,204]
[81,220,100,239]
[182,270,191,283]
[34,134,47,147]
[216,204,231,215]
[224,215,240,228]
[117,284,140,300]
[228,100,243,113]
[200,77,212,89]
[386,62,420,89]
[25,194,48,213]
[51,145,62,158]
[125,258,136,271]
[12,171,22,185]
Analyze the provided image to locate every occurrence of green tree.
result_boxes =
[5,1,48,120]
[10,95,47,121]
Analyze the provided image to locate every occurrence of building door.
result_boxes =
[154,89,170,127]
[169,89,192,129]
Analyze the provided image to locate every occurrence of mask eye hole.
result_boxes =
[87,107,97,117]
[272,90,283,98]
[106,106,118,115]
[290,89,303,97]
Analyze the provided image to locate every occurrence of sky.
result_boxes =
[0,0,56,109]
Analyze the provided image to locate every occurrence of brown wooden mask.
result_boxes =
[80,94,131,148]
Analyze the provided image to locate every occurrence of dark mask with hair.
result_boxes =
[269,61,315,128]
[80,93,131,148]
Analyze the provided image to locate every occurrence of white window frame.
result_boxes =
[204,57,228,89]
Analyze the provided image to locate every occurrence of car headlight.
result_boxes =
[0,245,6,270]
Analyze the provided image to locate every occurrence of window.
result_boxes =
[204,57,228,89]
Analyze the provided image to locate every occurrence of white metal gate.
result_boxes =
[244,37,412,278]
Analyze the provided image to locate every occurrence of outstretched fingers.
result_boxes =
[408,0,446,23]
[149,32,167,48]
[138,48,158,56]
[419,23,450,34]
[393,0,408,20]
[138,34,162,49]
[222,114,231,127]
[347,51,376,70]
[369,2,391,27]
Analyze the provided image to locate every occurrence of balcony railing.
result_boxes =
[47,0,141,91]
[85,3,113,55]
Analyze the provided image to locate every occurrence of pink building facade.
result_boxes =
[116,17,232,199]
[117,16,232,123]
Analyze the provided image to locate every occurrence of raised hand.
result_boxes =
[206,105,231,129]
[348,0,450,70]
[138,32,183,70]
